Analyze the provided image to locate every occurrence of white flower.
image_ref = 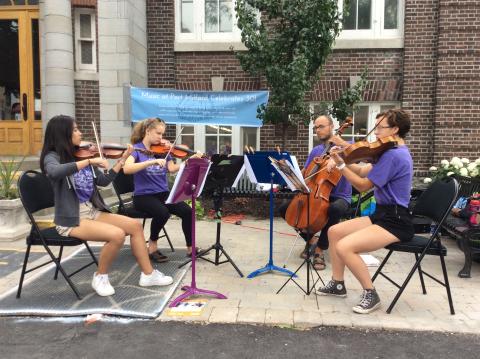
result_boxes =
[441,159,449,166]
[423,177,432,183]
[450,157,463,167]
[461,158,470,164]
[476,158,480,165]
[429,166,437,171]
[471,168,479,178]
[447,171,454,176]
[467,163,477,171]
[460,168,469,177]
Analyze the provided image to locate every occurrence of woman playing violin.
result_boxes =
[123,118,203,262]
[40,115,174,297]
[317,109,414,314]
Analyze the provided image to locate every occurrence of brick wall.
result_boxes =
[433,0,480,164]
[146,0,176,88]
[402,0,440,175]
[74,80,100,141]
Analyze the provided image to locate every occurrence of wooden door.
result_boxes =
[0,8,41,156]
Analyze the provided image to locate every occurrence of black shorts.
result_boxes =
[369,205,414,242]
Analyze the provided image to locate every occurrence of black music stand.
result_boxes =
[270,158,325,297]
[179,154,244,277]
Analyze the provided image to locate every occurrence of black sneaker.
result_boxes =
[316,280,347,297]
[352,288,381,314]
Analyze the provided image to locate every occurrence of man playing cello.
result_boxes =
[280,114,352,270]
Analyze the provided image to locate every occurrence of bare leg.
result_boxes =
[327,217,373,281]
[96,212,154,275]
[336,225,399,289]
[69,219,125,274]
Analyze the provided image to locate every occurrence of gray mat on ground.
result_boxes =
[0,246,189,319]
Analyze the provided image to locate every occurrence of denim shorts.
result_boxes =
[55,202,101,237]
[369,204,415,242]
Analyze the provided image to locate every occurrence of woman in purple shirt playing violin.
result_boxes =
[123,118,203,262]
[317,109,414,315]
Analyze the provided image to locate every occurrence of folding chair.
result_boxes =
[372,177,459,314]
[17,170,98,300]
[112,169,174,252]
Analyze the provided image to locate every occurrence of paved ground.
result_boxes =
[1,216,480,334]
[1,319,479,359]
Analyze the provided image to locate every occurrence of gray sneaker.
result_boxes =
[352,288,381,314]
[316,280,347,297]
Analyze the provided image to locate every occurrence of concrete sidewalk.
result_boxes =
[1,217,479,334]
[157,217,480,334]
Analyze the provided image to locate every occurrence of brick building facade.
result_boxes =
[44,0,480,175]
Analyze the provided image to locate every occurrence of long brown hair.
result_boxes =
[130,118,166,144]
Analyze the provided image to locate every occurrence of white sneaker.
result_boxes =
[91,273,115,296]
[139,269,173,287]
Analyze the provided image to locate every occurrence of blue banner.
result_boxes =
[130,87,268,127]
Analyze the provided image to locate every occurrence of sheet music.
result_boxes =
[269,157,310,193]
[196,161,212,195]
[166,162,186,204]
[231,165,246,188]
[243,155,259,184]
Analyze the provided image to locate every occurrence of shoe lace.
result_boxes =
[324,280,337,291]
[358,291,373,308]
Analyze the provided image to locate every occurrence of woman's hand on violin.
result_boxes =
[121,144,134,160]
[153,158,167,167]
[326,158,337,173]
[191,151,204,159]
[329,146,345,166]
[90,157,109,169]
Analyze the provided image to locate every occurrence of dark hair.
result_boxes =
[40,115,76,173]
[377,109,411,139]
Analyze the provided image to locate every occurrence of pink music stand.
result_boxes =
[168,158,227,307]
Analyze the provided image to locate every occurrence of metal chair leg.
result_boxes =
[440,253,455,315]
[54,246,64,280]
[16,245,31,299]
[415,253,427,294]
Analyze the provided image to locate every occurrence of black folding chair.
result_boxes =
[17,170,98,300]
[372,177,459,314]
[112,169,174,252]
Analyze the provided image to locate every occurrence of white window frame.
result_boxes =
[308,102,400,152]
[175,0,242,43]
[176,124,260,155]
[74,8,97,72]
[337,0,404,40]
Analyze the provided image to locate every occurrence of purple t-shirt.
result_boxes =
[73,166,94,203]
[305,144,352,204]
[131,142,172,195]
[367,145,413,208]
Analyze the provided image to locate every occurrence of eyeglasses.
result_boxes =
[313,124,331,130]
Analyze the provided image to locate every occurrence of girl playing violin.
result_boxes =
[123,118,203,262]
[317,109,414,314]
[40,115,173,297]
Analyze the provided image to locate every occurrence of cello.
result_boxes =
[284,118,353,234]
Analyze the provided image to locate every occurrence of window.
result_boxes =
[74,9,96,72]
[309,102,400,151]
[177,124,259,157]
[338,0,403,40]
[176,0,241,42]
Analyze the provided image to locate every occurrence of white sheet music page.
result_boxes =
[166,161,186,204]
[243,155,258,184]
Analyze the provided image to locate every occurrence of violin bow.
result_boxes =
[91,121,105,176]
[164,126,184,160]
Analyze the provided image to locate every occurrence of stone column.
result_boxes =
[98,0,148,144]
[39,0,75,127]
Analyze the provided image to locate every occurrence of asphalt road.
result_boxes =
[1,318,479,359]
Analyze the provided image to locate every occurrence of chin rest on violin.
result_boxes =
[341,136,398,164]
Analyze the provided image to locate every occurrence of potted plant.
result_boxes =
[0,158,30,241]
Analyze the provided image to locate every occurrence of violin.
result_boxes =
[150,139,201,159]
[340,136,398,164]
[74,142,128,160]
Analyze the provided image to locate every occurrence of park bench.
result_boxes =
[440,176,480,278]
